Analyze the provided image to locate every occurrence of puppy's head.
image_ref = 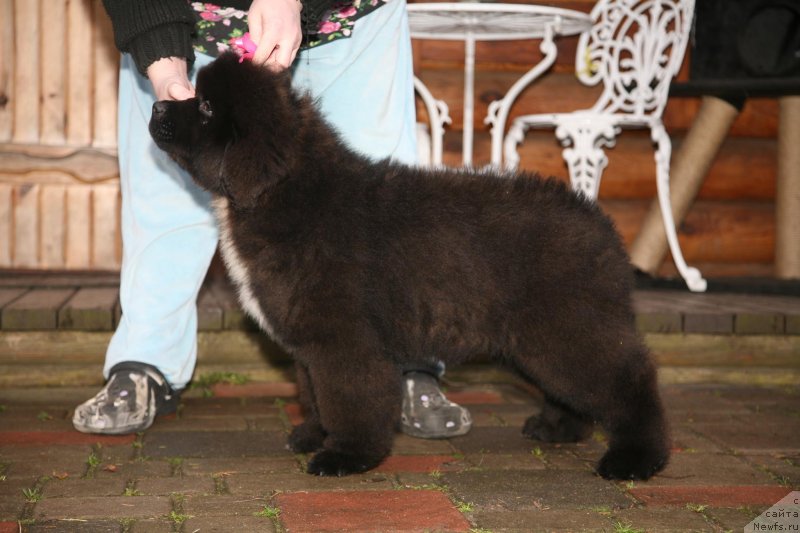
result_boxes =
[149,52,295,208]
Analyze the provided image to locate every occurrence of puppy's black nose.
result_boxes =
[152,101,168,117]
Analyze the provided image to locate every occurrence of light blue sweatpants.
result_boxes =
[106,0,418,389]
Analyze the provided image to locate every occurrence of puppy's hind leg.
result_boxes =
[510,340,669,480]
[303,352,402,476]
[287,362,326,454]
[522,396,593,443]
[509,353,594,444]
[596,356,670,481]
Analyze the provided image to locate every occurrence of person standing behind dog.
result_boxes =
[73,0,471,439]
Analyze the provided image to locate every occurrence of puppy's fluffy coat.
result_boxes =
[149,53,669,479]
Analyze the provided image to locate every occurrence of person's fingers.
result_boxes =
[266,42,298,71]
[147,57,194,101]
[249,13,263,45]
[247,0,302,67]
[253,33,280,65]
[168,82,195,101]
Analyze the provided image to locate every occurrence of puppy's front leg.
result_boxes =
[302,352,402,476]
[287,362,325,453]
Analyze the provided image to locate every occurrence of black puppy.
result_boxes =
[149,52,669,480]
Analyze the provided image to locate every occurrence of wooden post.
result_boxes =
[0,0,14,143]
[40,0,67,145]
[12,0,39,144]
[775,96,800,278]
[629,96,740,274]
[67,0,95,146]
[92,0,118,149]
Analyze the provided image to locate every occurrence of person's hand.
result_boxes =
[147,57,195,101]
[248,0,303,70]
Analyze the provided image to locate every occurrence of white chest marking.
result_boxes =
[212,198,282,343]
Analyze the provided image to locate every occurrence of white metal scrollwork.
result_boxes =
[580,0,692,119]
[554,113,620,198]
[503,0,705,292]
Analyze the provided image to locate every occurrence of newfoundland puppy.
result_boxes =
[149,52,669,480]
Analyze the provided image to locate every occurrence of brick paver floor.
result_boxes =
[0,370,797,532]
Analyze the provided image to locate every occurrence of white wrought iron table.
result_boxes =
[407,2,591,167]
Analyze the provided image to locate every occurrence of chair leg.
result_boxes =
[629,96,739,276]
[413,76,451,167]
[415,123,432,167]
[650,122,707,292]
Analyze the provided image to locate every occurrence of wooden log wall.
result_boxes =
[411,0,779,278]
[0,0,121,271]
[0,0,782,277]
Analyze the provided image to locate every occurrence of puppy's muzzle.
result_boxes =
[152,101,169,118]
[150,101,174,143]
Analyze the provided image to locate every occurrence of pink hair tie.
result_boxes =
[231,32,257,62]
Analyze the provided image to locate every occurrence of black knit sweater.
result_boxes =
[102,0,335,75]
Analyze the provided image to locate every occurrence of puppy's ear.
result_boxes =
[205,54,295,209]
[220,139,288,210]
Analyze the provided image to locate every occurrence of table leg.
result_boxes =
[486,21,559,167]
[463,35,476,166]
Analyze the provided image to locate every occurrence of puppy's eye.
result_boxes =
[199,100,214,119]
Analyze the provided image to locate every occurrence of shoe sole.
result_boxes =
[72,419,151,435]
[401,423,472,439]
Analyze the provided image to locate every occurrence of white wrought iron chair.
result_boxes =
[503,0,706,292]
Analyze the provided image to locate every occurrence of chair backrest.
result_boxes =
[575,0,695,120]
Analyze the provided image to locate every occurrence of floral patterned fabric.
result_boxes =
[190,1,388,57]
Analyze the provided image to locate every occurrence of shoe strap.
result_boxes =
[108,362,177,397]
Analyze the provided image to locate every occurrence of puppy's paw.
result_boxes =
[287,422,325,454]
[306,450,383,477]
[596,445,669,480]
[522,414,592,443]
